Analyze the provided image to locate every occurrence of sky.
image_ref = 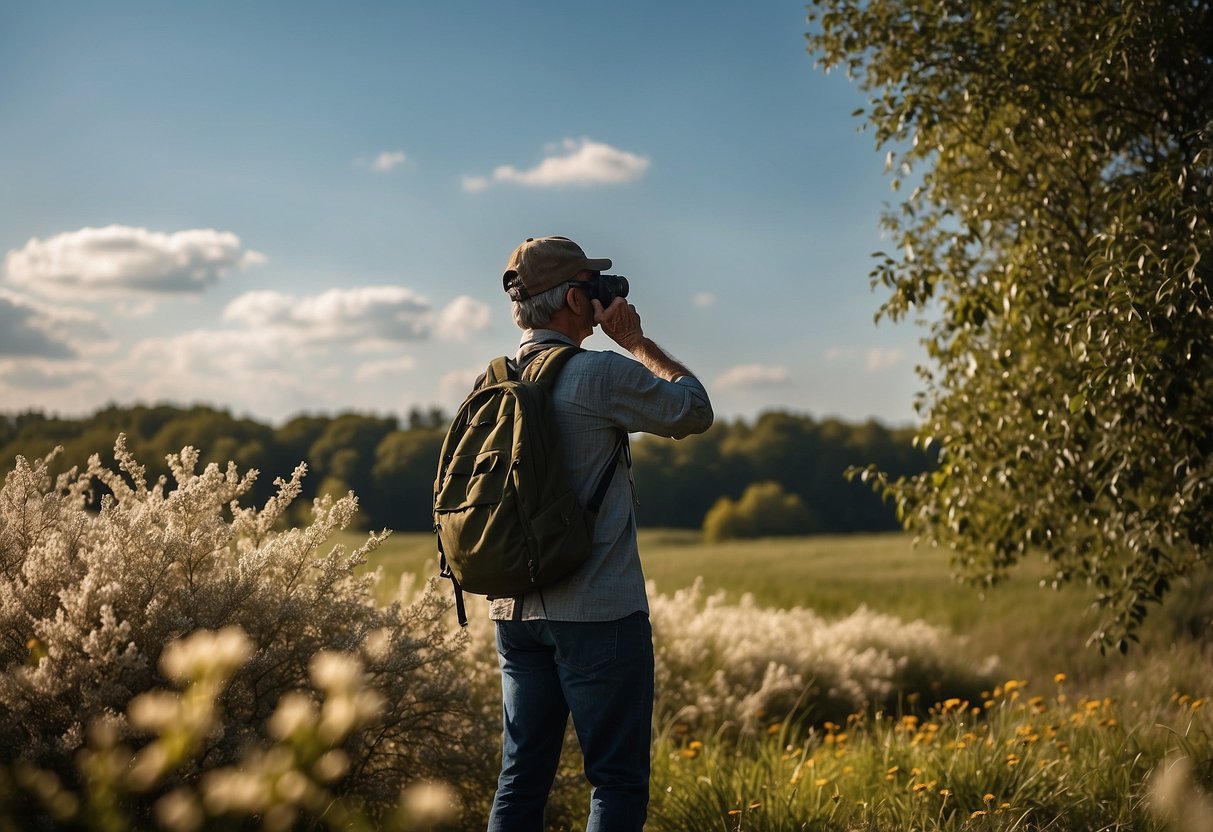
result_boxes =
[0,0,925,428]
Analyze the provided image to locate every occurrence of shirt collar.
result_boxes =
[518,328,576,359]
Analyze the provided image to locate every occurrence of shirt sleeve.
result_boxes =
[594,350,714,439]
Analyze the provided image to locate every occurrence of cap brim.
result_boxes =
[585,257,612,271]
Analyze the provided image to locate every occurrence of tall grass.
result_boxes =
[359,529,1213,831]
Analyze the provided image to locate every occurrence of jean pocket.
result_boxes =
[550,620,618,673]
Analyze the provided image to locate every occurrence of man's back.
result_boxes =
[486,236,712,832]
[489,329,712,623]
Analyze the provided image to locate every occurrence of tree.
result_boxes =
[702,481,819,542]
[808,0,1213,651]
[372,428,445,530]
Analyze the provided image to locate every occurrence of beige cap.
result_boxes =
[502,236,612,300]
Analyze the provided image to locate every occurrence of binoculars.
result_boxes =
[569,274,629,308]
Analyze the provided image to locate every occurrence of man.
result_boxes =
[487,236,713,831]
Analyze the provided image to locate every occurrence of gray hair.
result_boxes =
[512,281,571,329]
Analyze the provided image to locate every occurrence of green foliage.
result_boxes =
[0,405,933,534]
[634,411,933,532]
[807,0,1213,651]
[702,481,819,541]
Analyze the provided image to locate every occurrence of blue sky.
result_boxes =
[0,1,923,426]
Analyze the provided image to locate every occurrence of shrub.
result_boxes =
[0,437,497,826]
[702,481,819,541]
[649,579,999,733]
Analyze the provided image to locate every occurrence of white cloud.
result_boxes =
[866,347,904,372]
[439,367,483,406]
[461,175,490,193]
[370,150,407,172]
[435,295,491,342]
[113,329,318,414]
[0,288,106,358]
[825,345,906,373]
[224,287,491,348]
[354,355,417,381]
[692,292,717,308]
[463,137,649,191]
[715,363,790,390]
[223,286,432,345]
[4,225,264,298]
[0,358,93,390]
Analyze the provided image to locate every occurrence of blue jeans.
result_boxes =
[487,612,654,832]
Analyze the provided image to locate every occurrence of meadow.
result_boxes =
[355,529,1213,831]
[1,439,1210,830]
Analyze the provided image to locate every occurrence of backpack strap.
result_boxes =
[436,536,468,627]
[485,355,513,385]
[520,343,582,388]
[586,431,628,516]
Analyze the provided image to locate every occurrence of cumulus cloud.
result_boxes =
[0,358,93,390]
[866,347,904,372]
[0,289,106,358]
[114,329,317,413]
[439,367,483,405]
[463,137,649,191]
[362,150,407,172]
[223,286,491,348]
[4,225,264,298]
[434,295,491,341]
[715,363,790,390]
[223,286,432,344]
[354,355,417,381]
[825,345,906,373]
[461,175,490,193]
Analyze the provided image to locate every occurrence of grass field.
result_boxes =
[346,527,1213,690]
[333,528,1212,829]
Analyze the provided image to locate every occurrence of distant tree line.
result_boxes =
[0,405,933,535]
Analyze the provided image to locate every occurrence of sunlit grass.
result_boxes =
[344,528,1213,831]
[650,678,1212,831]
[351,528,1212,688]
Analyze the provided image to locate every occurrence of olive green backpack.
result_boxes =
[433,345,624,626]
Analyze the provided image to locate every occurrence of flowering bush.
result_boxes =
[648,579,999,732]
[0,437,497,826]
[0,437,1002,828]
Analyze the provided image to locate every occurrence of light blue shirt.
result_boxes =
[488,329,714,621]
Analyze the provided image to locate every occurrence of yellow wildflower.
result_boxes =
[1053,672,1067,684]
